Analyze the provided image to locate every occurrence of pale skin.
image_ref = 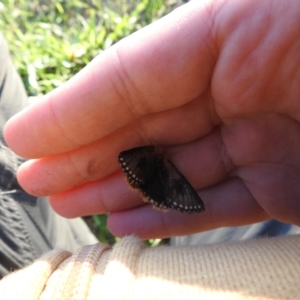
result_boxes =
[4,0,300,239]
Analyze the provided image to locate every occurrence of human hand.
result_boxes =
[4,0,300,239]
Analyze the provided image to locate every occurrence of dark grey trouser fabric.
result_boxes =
[0,33,98,278]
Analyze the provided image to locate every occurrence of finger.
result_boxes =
[49,171,144,218]
[16,97,220,196]
[107,177,268,239]
[16,126,137,197]
[4,1,215,158]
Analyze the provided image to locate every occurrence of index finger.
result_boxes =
[4,1,214,158]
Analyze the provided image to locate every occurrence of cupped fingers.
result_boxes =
[16,95,218,197]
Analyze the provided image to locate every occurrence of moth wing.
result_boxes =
[164,160,205,213]
[118,146,158,188]
[138,158,172,211]
[118,146,205,213]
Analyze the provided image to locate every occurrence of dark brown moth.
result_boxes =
[118,146,205,214]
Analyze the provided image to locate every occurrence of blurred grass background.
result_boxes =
[0,0,181,245]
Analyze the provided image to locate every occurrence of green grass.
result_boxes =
[0,0,175,96]
[0,0,176,245]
